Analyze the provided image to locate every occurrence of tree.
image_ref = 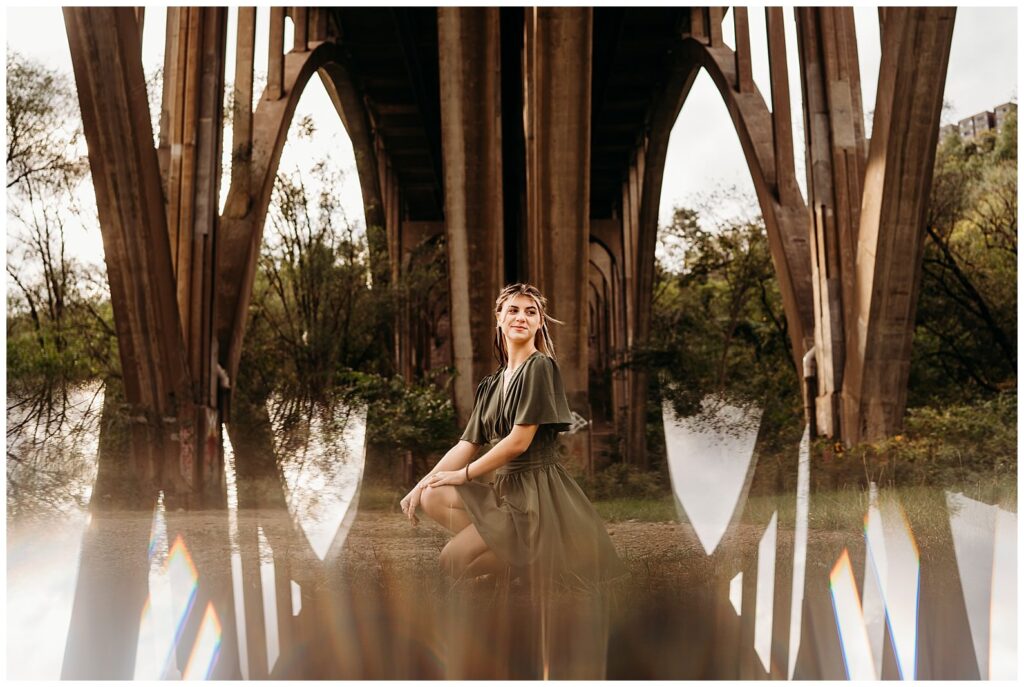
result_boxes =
[6,50,117,391]
[912,109,1017,404]
[646,198,801,449]
[241,157,394,403]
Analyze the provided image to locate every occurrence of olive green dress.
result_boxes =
[454,351,627,586]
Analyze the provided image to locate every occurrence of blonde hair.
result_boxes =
[492,283,563,366]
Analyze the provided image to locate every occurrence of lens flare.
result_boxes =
[829,548,875,680]
[862,485,920,679]
[787,426,811,679]
[754,511,778,673]
[730,572,743,615]
[183,602,223,680]
[947,491,1017,679]
[135,504,199,679]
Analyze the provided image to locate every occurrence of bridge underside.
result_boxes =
[64,6,954,497]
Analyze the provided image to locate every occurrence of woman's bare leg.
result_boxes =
[419,484,472,534]
[439,524,503,580]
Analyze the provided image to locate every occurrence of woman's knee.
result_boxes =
[420,484,446,517]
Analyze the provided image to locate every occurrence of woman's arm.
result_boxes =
[425,439,479,477]
[400,440,480,523]
[426,424,538,488]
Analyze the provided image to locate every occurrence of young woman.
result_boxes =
[400,283,626,586]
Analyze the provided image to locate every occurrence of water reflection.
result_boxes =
[660,396,1016,680]
[6,385,1017,679]
[947,491,1018,679]
[662,397,762,555]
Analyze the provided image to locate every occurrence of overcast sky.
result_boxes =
[5,5,1019,269]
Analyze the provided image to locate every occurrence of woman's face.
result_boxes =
[498,294,542,347]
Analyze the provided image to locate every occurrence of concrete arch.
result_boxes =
[217,41,378,384]
[672,36,815,368]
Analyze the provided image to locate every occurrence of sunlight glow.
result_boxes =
[278,405,367,560]
[291,581,302,616]
[988,507,1017,680]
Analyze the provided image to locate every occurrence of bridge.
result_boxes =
[62,7,955,502]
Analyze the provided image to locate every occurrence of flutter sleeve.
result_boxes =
[459,376,491,444]
[513,355,574,432]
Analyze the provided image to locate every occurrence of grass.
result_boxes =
[593,496,677,523]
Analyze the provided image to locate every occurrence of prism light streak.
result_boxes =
[730,573,743,615]
[754,511,778,673]
[947,491,997,678]
[875,495,919,680]
[167,535,201,664]
[787,426,810,680]
[988,507,1017,680]
[830,549,875,681]
[258,526,280,674]
[183,602,223,680]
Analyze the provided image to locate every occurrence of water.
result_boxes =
[6,387,1017,679]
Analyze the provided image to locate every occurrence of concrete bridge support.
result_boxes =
[64,7,205,504]
[841,8,956,442]
[523,8,594,470]
[795,7,868,439]
[438,8,506,426]
[795,7,955,443]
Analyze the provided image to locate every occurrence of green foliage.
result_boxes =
[809,393,1016,500]
[236,158,458,462]
[645,197,803,455]
[345,369,458,454]
[578,461,669,501]
[914,108,1017,405]
[240,162,397,401]
[6,50,119,392]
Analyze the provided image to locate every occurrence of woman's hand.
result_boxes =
[427,469,467,488]
[399,482,427,525]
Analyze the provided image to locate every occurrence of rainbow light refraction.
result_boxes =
[135,506,200,679]
[829,548,875,680]
[862,487,920,679]
[183,602,223,680]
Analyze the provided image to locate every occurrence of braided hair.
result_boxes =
[492,283,563,367]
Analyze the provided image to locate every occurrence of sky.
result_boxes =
[4,5,1019,270]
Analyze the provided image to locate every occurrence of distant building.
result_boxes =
[952,102,1016,141]
[994,102,1016,131]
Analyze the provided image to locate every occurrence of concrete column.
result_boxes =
[438,8,505,425]
[842,8,955,443]
[160,7,229,505]
[795,7,867,438]
[64,7,196,497]
[523,7,593,470]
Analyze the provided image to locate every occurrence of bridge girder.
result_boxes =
[65,7,957,496]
